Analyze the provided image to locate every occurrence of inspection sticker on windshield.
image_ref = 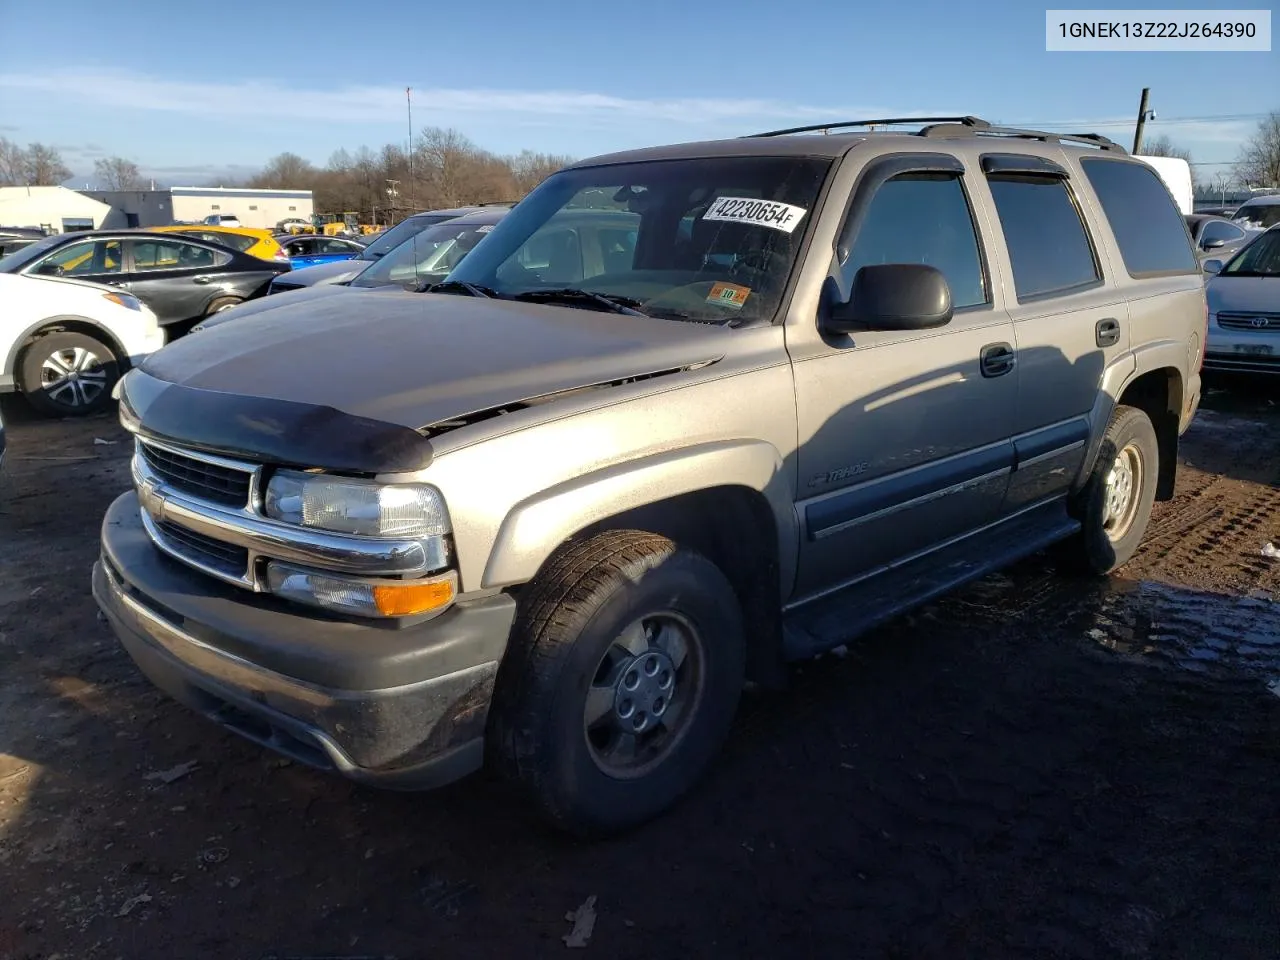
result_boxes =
[706,282,751,310]
[476,224,495,233]
[702,197,807,234]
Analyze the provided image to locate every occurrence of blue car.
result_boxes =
[274,234,368,270]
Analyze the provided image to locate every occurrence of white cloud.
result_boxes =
[0,68,950,131]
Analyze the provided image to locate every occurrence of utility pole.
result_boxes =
[1132,87,1152,153]
[406,87,415,212]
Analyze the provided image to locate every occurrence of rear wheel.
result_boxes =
[1056,405,1159,575]
[19,331,120,418]
[205,296,242,315]
[488,530,746,837]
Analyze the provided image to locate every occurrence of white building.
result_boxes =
[88,186,314,230]
[0,185,113,233]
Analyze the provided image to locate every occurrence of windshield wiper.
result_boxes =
[423,279,496,298]
[511,288,649,317]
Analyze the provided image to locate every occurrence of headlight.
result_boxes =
[266,562,456,618]
[104,292,142,311]
[264,469,450,539]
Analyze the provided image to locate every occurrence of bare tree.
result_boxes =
[1235,111,1280,189]
[94,156,144,190]
[23,143,71,186]
[0,137,26,185]
[248,152,316,189]
[507,150,575,196]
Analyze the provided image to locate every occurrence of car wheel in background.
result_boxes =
[206,296,243,315]
[19,331,120,418]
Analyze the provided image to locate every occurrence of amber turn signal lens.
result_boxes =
[372,578,455,617]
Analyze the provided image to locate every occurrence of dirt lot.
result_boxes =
[1,379,1278,960]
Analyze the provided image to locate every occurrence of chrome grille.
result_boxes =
[140,440,252,508]
[154,519,250,579]
[1218,312,1280,332]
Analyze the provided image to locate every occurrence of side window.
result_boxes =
[318,238,353,254]
[1200,220,1245,246]
[132,240,223,271]
[39,240,122,276]
[843,173,988,309]
[1080,158,1198,276]
[986,176,1099,300]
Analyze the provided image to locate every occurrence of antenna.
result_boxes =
[406,87,415,214]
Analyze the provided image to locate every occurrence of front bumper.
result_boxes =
[94,491,517,789]
[1203,350,1280,375]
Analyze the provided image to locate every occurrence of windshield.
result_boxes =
[349,219,498,288]
[0,233,65,272]
[1221,229,1280,277]
[358,214,451,260]
[444,156,831,324]
[1234,202,1280,230]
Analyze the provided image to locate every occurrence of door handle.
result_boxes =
[193,275,213,284]
[980,342,1016,378]
[1096,317,1121,347]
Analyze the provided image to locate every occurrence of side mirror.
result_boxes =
[1203,259,1223,275]
[827,263,953,334]
[1202,237,1226,250]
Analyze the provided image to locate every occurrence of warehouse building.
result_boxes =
[0,185,113,233]
[87,186,314,230]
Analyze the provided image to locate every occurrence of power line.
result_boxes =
[1002,112,1268,129]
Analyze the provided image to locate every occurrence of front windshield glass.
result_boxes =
[1234,202,1280,230]
[445,155,831,324]
[349,219,498,288]
[359,215,448,260]
[0,233,63,272]
[1221,228,1280,277]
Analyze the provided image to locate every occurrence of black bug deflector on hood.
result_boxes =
[118,369,435,474]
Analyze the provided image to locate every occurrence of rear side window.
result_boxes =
[1080,159,1197,276]
[843,173,988,309]
[987,176,1099,300]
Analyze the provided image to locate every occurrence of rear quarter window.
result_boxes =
[1080,158,1198,277]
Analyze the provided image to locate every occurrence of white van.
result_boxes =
[1132,155,1193,215]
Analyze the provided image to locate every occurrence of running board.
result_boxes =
[782,501,1081,660]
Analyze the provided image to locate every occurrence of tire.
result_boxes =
[205,296,242,315]
[19,331,120,418]
[488,530,746,838]
[1056,405,1159,576]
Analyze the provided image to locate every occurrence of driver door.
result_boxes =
[28,238,124,286]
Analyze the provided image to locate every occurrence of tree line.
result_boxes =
[2,112,1278,220]
[238,128,574,223]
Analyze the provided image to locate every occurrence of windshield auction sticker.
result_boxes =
[702,197,808,233]
[706,282,751,310]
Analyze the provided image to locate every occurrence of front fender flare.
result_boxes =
[482,439,795,591]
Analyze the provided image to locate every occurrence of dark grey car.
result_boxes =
[1184,214,1251,264]
[0,231,290,331]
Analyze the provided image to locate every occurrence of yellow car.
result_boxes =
[148,225,289,264]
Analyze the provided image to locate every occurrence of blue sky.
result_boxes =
[1,0,1275,185]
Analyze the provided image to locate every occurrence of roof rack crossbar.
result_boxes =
[746,116,991,138]
[920,122,1126,153]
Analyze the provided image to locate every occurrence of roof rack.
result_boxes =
[746,115,1127,153]
[748,116,989,138]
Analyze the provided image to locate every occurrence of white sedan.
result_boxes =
[0,272,165,417]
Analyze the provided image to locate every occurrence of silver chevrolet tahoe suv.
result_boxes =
[93,116,1205,837]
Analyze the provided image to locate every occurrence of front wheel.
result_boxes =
[488,530,746,837]
[19,331,120,417]
[1056,405,1159,575]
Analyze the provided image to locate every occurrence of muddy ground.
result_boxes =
[1,379,1278,960]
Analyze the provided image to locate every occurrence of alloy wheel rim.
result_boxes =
[41,347,107,408]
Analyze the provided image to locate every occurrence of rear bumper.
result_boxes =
[94,491,517,789]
